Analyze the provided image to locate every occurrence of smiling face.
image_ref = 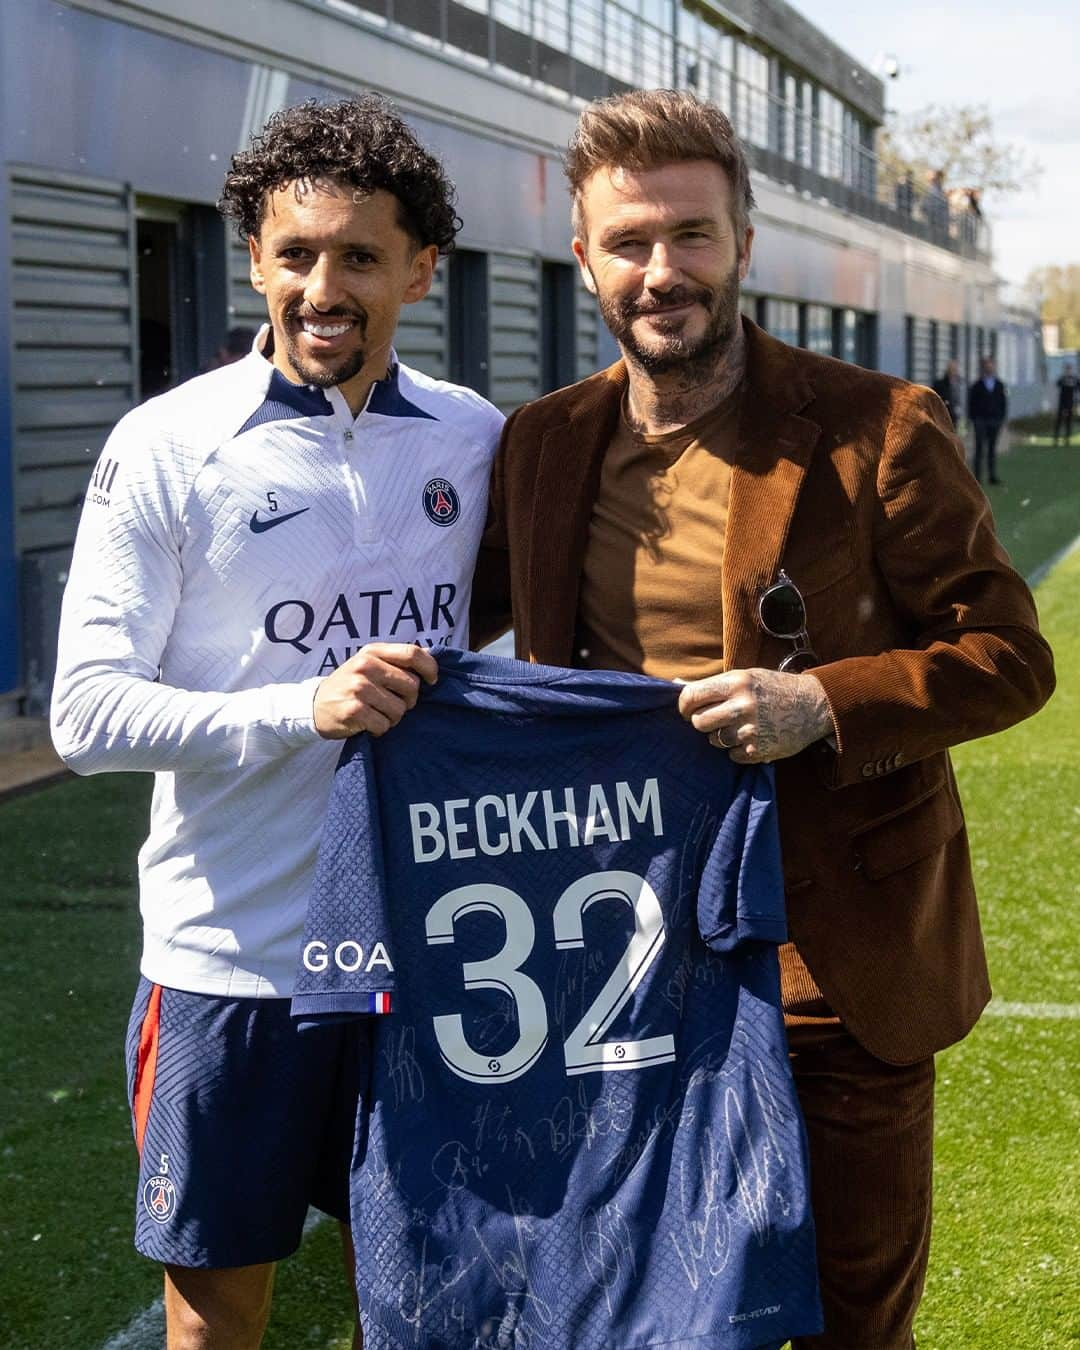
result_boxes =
[249,179,436,410]
[572,160,753,376]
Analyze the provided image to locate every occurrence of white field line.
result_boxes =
[100,1298,164,1350]
[984,1000,1080,1021]
[1026,529,1080,590]
[99,1211,328,1349]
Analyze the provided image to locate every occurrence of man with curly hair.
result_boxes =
[51,96,503,1348]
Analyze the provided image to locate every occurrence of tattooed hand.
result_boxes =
[677,668,835,764]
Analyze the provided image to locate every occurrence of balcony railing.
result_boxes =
[300,0,991,259]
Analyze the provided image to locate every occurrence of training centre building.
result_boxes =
[0,0,1047,718]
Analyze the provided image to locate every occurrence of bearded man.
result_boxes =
[472,89,1054,1348]
[52,96,503,1348]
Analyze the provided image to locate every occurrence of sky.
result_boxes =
[795,0,1080,287]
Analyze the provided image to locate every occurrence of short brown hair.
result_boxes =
[565,89,755,241]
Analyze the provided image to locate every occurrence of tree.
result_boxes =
[1028,265,1080,350]
[878,104,1041,202]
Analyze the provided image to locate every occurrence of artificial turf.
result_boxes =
[914,542,1080,1347]
[981,432,1080,581]
[0,432,1076,1349]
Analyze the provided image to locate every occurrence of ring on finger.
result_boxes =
[712,727,737,749]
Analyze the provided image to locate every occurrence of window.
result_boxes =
[492,0,529,31]
[856,312,877,369]
[698,21,734,113]
[448,250,490,397]
[639,25,673,89]
[838,309,858,364]
[906,316,934,385]
[570,0,605,70]
[541,262,577,394]
[534,0,570,51]
[804,305,832,355]
[816,90,844,180]
[736,44,770,148]
[605,2,638,84]
[834,309,877,368]
[782,72,797,161]
[798,80,814,168]
[764,299,800,347]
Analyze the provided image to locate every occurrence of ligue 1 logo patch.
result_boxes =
[143,1175,177,1225]
[422,478,460,527]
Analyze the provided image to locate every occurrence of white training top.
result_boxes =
[51,337,503,997]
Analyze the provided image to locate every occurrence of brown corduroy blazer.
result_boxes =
[471,319,1055,1065]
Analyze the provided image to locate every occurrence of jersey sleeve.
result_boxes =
[291,740,397,1023]
[697,762,788,950]
[50,414,322,775]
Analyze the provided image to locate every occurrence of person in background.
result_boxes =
[932,357,962,427]
[968,354,1008,484]
[1054,361,1076,444]
[214,325,258,366]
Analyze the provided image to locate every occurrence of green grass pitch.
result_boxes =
[0,432,1076,1348]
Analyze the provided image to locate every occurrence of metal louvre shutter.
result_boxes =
[394,267,447,380]
[575,277,599,381]
[228,235,269,332]
[908,316,933,385]
[9,166,138,706]
[488,252,540,411]
[10,167,137,557]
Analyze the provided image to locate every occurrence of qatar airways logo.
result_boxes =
[264,582,459,673]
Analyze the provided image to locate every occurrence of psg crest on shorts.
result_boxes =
[142,1175,177,1224]
[422,478,460,527]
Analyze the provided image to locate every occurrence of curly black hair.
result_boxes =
[219,96,460,253]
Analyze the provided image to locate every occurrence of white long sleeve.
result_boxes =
[52,413,321,772]
[51,347,502,995]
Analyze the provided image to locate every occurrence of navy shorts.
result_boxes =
[125,976,366,1268]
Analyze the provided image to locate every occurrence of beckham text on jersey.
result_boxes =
[408,777,665,863]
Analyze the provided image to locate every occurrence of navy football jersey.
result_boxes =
[293,650,821,1349]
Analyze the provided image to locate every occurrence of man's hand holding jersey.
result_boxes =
[679,668,835,764]
[314,642,439,739]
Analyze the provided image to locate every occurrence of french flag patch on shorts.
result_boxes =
[368,991,392,1014]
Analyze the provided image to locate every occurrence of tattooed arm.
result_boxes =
[677,669,835,765]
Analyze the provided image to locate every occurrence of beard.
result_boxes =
[594,264,742,377]
[281,303,369,388]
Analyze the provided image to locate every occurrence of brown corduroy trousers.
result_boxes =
[784,998,936,1349]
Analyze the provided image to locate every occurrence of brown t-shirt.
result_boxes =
[579,385,826,1013]
[577,390,739,681]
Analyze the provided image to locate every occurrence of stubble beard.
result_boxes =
[281,304,369,389]
[595,264,743,381]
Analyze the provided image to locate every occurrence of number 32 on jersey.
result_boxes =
[425,869,676,1085]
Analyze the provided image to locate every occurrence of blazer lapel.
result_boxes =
[526,364,626,664]
[723,323,820,670]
